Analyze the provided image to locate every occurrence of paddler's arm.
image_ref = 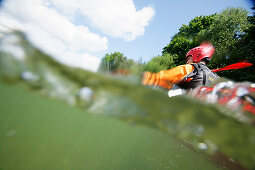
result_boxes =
[142,64,195,90]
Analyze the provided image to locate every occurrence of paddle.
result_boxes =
[212,62,253,72]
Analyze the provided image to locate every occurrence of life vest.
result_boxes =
[177,63,219,90]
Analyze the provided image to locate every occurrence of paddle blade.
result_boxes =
[212,62,253,72]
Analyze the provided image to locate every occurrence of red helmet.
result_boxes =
[185,42,215,63]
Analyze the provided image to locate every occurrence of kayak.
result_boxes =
[168,80,255,124]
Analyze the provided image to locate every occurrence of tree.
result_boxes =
[99,52,133,73]
[197,8,254,81]
[198,8,251,65]
[178,15,215,37]
[162,36,195,65]
[163,15,215,65]
[223,5,255,81]
[143,53,177,73]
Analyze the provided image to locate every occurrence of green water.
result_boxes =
[0,82,219,170]
[1,31,255,169]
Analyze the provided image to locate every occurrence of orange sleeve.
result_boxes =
[142,64,195,89]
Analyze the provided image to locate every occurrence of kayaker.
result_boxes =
[142,42,219,96]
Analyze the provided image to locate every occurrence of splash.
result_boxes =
[1,31,255,169]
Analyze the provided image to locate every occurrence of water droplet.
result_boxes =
[197,142,207,150]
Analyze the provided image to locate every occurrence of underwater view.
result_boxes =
[0,31,255,169]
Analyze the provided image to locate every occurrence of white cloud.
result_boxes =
[51,0,155,41]
[56,52,100,72]
[0,0,106,72]
[0,0,154,71]
[1,0,108,52]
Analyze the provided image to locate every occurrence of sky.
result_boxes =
[0,0,253,72]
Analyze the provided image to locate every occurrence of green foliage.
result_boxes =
[163,36,195,65]
[128,60,145,75]
[198,8,251,65]
[179,15,215,37]
[246,4,255,41]
[143,53,177,73]
[197,7,254,81]
[223,5,255,82]
[163,15,215,65]
[99,52,132,72]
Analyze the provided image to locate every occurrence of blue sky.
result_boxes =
[0,0,253,71]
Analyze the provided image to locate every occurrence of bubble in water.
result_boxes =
[197,142,208,150]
